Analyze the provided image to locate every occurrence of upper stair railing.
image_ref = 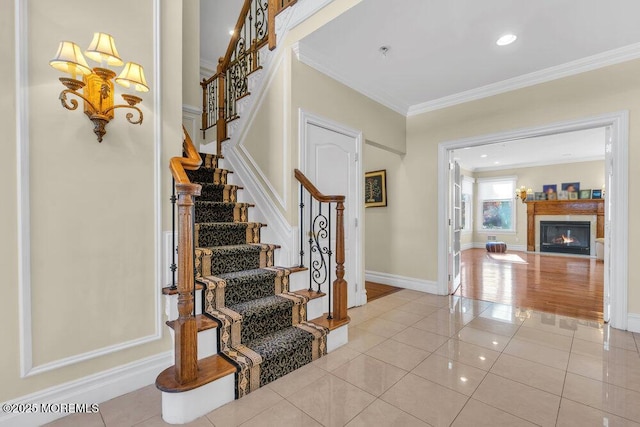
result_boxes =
[167,127,202,385]
[294,169,348,323]
[201,0,296,154]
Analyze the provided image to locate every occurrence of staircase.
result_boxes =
[155,1,350,424]
[187,153,329,398]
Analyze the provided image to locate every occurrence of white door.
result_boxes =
[449,159,462,294]
[303,116,362,307]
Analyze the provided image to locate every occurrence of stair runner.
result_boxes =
[188,153,328,398]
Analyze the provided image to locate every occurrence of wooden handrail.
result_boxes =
[201,0,297,144]
[294,169,345,203]
[168,127,202,385]
[170,126,202,183]
[295,168,348,322]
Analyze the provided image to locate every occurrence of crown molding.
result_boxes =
[295,43,409,116]
[408,42,640,116]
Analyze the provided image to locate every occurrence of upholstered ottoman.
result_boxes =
[486,241,507,253]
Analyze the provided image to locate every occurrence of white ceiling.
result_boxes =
[199,0,625,168]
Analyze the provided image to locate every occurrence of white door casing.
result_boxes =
[299,110,364,307]
[437,111,628,329]
[449,159,462,294]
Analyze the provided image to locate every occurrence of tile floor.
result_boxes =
[46,290,640,426]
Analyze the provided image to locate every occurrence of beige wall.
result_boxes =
[470,160,605,247]
[183,0,201,108]
[1,0,182,402]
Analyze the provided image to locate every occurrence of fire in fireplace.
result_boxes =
[540,221,591,255]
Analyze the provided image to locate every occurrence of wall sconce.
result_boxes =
[516,185,532,203]
[50,33,149,142]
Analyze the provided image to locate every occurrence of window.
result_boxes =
[461,176,474,233]
[477,176,517,232]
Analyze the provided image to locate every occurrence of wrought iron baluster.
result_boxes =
[327,202,333,319]
[299,183,304,268]
[192,203,197,317]
[308,191,313,292]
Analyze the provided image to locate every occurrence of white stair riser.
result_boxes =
[306,296,326,321]
[167,327,218,360]
[161,374,235,425]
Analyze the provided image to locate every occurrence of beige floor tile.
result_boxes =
[312,345,361,372]
[396,301,441,316]
[411,353,487,396]
[344,327,388,353]
[355,317,408,338]
[572,338,640,365]
[366,295,411,311]
[366,338,430,371]
[267,363,328,397]
[490,353,565,395]
[393,289,430,301]
[573,323,605,344]
[556,398,640,427]
[435,339,500,371]
[332,354,407,396]
[451,398,537,427]
[563,372,640,423]
[380,373,468,426]
[99,385,161,427]
[605,327,640,351]
[513,326,573,351]
[414,293,451,308]
[347,305,387,328]
[345,399,429,427]
[478,304,527,325]
[521,312,576,337]
[287,375,376,427]
[455,326,510,352]
[206,387,283,427]
[392,327,449,352]
[379,309,425,326]
[134,415,214,427]
[503,337,570,370]
[412,315,463,337]
[43,412,105,427]
[466,316,521,337]
[567,352,640,393]
[430,307,475,327]
[239,400,322,427]
[473,373,561,426]
[450,297,493,313]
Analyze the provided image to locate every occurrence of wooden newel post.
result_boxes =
[332,201,348,321]
[174,182,202,385]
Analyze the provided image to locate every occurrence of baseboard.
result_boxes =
[0,351,172,427]
[365,271,440,295]
[627,313,640,333]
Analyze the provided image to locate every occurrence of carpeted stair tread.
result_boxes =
[187,167,230,185]
[230,295,294,343]
[196,222,263,247]
[217,268,279,306]
[205,244,262,275]
[198,183,240,202]
[195,202,252,223]
[247,326,315,387]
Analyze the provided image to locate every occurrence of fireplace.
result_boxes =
[540,221,591,255]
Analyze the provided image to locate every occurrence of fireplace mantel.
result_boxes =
[525,199,604,251]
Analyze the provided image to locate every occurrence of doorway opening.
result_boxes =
[437,112,629,329]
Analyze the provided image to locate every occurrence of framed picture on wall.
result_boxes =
[561,182,580,193]
[365,170,387,207]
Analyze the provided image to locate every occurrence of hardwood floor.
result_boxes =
[365,281,402,302]
[455,248,604,321]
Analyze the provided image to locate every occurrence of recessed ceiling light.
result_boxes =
[480,154,488,158]
[494,161,500,165]
[496,34,517,46]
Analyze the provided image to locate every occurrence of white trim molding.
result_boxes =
[627,313,640,334]
[438,111,629,330]
[0,351,172,427]
[365,271,439,295]
[16,0,164,377]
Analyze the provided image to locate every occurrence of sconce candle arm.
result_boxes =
[103,104,143,125]
[59,87,99,115]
